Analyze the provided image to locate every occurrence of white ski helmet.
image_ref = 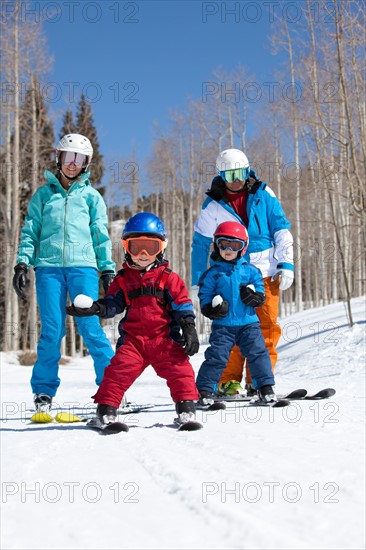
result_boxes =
[55,133,93,168]
[216,148,250,174]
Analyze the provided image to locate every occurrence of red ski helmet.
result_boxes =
[214,221,249,257]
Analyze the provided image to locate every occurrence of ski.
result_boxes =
[118,402,155,414]
[86,417,129,434]
[30,412,54,424]
[304,388,336,400]
[28,403,156,424]
[175,419,203,431]
[281,389,307,400]
[215,388,336,402]
[278,388,336,400]
[195,401,226,411]
[247,398,290,408]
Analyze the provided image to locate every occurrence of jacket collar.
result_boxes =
[206,170,262,201]
[44,170,91,192]
[210,251,247,267]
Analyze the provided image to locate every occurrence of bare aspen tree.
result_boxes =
[10,2,20,350]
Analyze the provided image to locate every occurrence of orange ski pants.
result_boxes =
[219,277,281,384]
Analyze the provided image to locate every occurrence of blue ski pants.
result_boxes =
[31,267,114,396]
[196,323,274,393]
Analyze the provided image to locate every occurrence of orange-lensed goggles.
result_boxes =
[122,236,167,257]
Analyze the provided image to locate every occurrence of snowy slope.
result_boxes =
[1,297,365,550]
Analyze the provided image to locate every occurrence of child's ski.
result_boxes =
[248,398,290,408]
[216,388,336,402]
[279,388,336,400]
[195,401,226,411]
[304,388,336,400]
[175,420,203,431]
[86,417,129,434]
[118,402,155,414]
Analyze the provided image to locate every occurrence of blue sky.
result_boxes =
[39,2,287,146]
[25,0,304,192]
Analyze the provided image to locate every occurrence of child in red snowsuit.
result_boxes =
[67,213,199,426]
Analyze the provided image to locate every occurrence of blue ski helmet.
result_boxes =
[122,212,167,240]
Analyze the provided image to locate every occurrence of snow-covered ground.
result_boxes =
[1,297,365,550]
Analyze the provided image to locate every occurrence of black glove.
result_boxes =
[180,317,199,356]
[201,300,229,320]
[13,263,29,300]
[101,271,115,294]
[66,301,106,317]
[240,285,265,308]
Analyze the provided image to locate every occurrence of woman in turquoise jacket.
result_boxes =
[13,134,116,414]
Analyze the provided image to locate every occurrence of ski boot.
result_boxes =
[174,401,202,431]
[257,385,277,404]
[30,393,53,423]
[33,393,52,414]
[196,391,226,411]
[96,404,118,426]
[245,383,257,398]
[175,400,196,424]
[87,404,129,433]
[217,380,247,397]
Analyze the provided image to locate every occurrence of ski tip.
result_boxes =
[178,421,203,431]
[202,402,226,411]
[305,388,336,400]
[102,422,129,434]
[284,389,307,399]
[55,412,83,423]
[30,412,54,423]
[320,388,336,397]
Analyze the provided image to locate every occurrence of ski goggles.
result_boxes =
[219,167,250,183]
[215,237,247,252]
[59,151,90,168]
[122,236,167,257]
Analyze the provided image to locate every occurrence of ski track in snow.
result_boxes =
[0,297,365,550]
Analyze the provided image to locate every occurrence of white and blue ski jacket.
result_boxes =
[191,173,294,285]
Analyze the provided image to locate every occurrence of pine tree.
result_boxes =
[18,80,54,218]
[59,108,77,137]
[75,94,105,192]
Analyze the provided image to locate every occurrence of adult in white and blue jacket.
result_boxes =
[13,134,115,402]
[192,149,294,387]
[196,251,274,393]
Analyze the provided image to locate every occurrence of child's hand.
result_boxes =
[240,285,265,307]
[66,301,105,317]
[180,317,199,356]
[201,298,229,320]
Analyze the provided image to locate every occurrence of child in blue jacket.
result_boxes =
[196,221,276,407]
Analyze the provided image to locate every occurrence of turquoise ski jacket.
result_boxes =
[198,254,264,327]
[17,171,115,272]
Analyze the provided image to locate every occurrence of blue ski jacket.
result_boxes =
[16,170,115,272]
[192,173,294,285]
[198,254,264,327]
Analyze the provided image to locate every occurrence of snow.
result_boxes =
[1,297,365,550]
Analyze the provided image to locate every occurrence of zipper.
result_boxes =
[63,195,68,266]
[254,213,261,234]
[62,181,79,265]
